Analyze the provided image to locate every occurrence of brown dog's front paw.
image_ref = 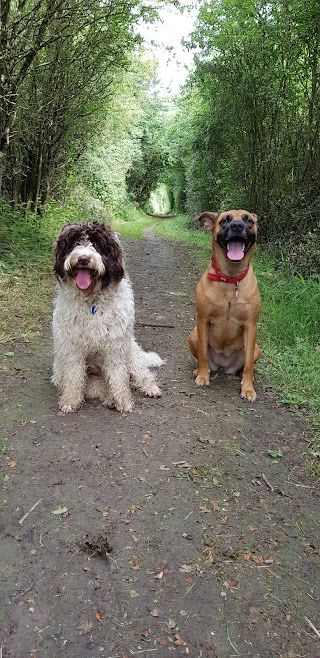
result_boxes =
[240,386,257,402]
[195,373,210,387]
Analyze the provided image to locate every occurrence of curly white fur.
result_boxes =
[52,271,163,414]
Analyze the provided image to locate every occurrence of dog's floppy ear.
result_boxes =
[251,213,258,222]
[194,212,220,232]
[87,223,124,287]
[54,223,83,280]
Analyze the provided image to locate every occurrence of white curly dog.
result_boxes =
[52,222,163,413]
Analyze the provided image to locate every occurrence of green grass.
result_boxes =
[0,201,81,343]
[113,205,156,238]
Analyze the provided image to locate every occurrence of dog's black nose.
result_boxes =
[78,255,90,266]
[229,221,245,235]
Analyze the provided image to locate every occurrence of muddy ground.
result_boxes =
[0,234,319,658]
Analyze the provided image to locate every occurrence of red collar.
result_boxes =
[207,256,250,284]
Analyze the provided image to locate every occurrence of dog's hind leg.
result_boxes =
[129,340,162,398]
[86,375,115,408]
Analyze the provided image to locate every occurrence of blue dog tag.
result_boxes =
[91,305,97,315]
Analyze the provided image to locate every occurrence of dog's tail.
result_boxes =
[143,351,164,368]
[131,339,164,368]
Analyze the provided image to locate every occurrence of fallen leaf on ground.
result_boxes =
[157,638,166,645]
[129,590,139,599]
[175,634,187,646]
[179,564,193,573]
[267,449,283,458]
[150,609,159,617]
[154,571,164,579]
[8,460,16,468]
[141,629,149,639]
[252,555,265,564]
[243,552,251,561]
[167,618,177,629]
[95,611,103,622]
[52,506,68,515]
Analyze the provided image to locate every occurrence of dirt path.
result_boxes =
[1,234,319,658]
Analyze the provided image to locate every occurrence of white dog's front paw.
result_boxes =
[114,396,134,413]
[145,383,162,398]
[59,397,83,414]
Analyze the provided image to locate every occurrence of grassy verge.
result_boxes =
[113,213,320,474]
[0,202,87,344]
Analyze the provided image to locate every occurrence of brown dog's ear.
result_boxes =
[194,212,220,232]
[251,213,258,222]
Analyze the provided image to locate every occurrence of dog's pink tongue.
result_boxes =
[76,269,91,289]
[227,240,245,261]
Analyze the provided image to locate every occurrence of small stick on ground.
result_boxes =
[226,625,239,654]
[183,582,196,598]
[13,582,36,601]
[305,616,320,639]
[129,650,157,655]
[19,498,42,525]
[261,472,274,492]
[137,321,175,328]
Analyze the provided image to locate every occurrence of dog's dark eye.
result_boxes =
[220,215,231,227]
[242,215,253,224]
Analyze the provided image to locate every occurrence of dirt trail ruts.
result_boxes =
[0,234,319,658]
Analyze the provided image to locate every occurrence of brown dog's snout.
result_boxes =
[78,255,90,266]
[229,221,246,235]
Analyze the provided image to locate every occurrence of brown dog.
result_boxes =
[188,209,261,401]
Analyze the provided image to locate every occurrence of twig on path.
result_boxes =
[276,564,317,588]
[19,498,42,525]
[182,582,196,598]
[305,616,320,639]
[13,581,36,601]
[261,472,274,492]
[184,510,193,520]
[39,532,44,547]
[137,321,175,328]
[129,650,157,655]
[286,481,315,489]
[226,625,239,654]
[0,643,3,658]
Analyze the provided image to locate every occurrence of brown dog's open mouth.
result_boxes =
[226,239,246,261]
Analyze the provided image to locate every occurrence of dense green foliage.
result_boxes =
[0,0,177,212]
[163,0,320,275]
[126,96,171,207]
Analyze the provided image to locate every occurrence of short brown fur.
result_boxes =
[188,209,261,401]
